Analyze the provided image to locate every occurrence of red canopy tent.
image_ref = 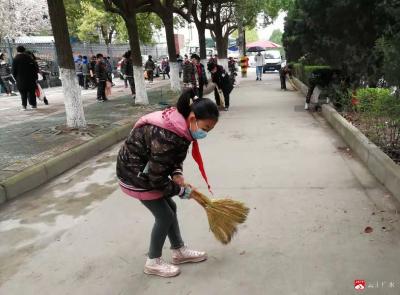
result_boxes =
[246,40,281,49]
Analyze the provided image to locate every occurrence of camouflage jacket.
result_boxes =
[116,124,191,198]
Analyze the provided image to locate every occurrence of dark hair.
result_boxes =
[96,53,103,58]
[0,53,4,60]
[148,55,152,59]
[26,51,36,60]
[207,62,218,72]
[83,55,88,59]
[123,50,131,58]
[190,53,199,60]
[176,88,219,121]
[17,45,26,53]
[78,55,82,58]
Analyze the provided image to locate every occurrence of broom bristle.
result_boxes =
[191,190,250,244]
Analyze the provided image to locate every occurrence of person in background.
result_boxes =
[182,55,195,88]
[145,55,155,83]
[176,54,183,78]
[123,50,136,101]
[89,55,97,88]
[279,64,293,92]
[191,54,208,99]
[161,57,170,80]
[228,57,237,86]
[254,51,265,81]
[208,62,233,111]
[239,54,249,78]
[82,56,90,90]
[75,55,84,88]
[95,53,108,102]
[26,51,49,106]
[105,56,113,85]
[12,46,39,110]
[0,53,17,96]
[120,54,128,88]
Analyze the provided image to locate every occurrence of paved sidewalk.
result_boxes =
[0,78,172,182]
[0,70,400,294]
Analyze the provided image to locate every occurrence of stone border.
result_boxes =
[292,77,400,201]
[0,123,132,205]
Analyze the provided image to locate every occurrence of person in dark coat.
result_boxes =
[208,62,233,111]
[122,50,135,100]
[0,53,16,96]
[88,55,97,88]
[161,58,170,80]
[182,56,195,87]
[191,54,208,99]
[176,54,183,78]
[279,64,293,91]
[145,55,155,83]
[12,46,39,110]
[95,53,108,102]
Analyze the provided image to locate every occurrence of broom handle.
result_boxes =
[190,188,210,207]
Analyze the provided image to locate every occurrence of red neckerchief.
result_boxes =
[196,64,202,76]
[191,140,213,194]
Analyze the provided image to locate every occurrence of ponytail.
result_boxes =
[176,89,219,121]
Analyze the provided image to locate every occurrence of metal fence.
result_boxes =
[0,41,169,91]
[0,41,168,64]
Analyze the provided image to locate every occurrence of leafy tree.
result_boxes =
[283,0,387,85]
[103,0,151,104]
[65,0,158,45]
[269,29,282,45]
[47,0,86,128]
[375,0,400,88]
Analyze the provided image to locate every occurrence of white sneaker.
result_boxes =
[144,257,180,278]
[304,102,309,110]
[171,246,207,264]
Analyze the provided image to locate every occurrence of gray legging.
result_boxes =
[140,197,184,259]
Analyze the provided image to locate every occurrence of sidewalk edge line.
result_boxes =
[0,123,132,205]
[292,77,400,202]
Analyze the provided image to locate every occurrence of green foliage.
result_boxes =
[269,29,283,45]
[355,88,400,160]
[356,88,394,114]
[283,0,387,85]
[376,35,400,87]
[64,0,158,45]
[290,63,331,86]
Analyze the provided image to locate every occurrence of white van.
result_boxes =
[263,50,282,72]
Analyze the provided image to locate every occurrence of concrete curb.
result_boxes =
[0,123,132,204]
[292,77,400,201]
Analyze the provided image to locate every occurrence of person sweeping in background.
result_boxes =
[117,89,219,278]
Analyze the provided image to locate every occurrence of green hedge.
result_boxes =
[290,63,331,86]
[356,88,399,118]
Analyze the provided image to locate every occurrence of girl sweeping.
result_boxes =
[116,89,219,277]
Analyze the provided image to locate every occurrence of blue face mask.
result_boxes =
[190,120,207,140]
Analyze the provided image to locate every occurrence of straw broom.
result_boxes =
[288,77,298,91]
[190,188,250,244]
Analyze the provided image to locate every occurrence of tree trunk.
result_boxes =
[47,0,86,128]
[163,13,181,92]
[215,31,229,70]
[125,16,148,104]
[197,25,209,80]
[238,24,246,56]
[197,25,207,60]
